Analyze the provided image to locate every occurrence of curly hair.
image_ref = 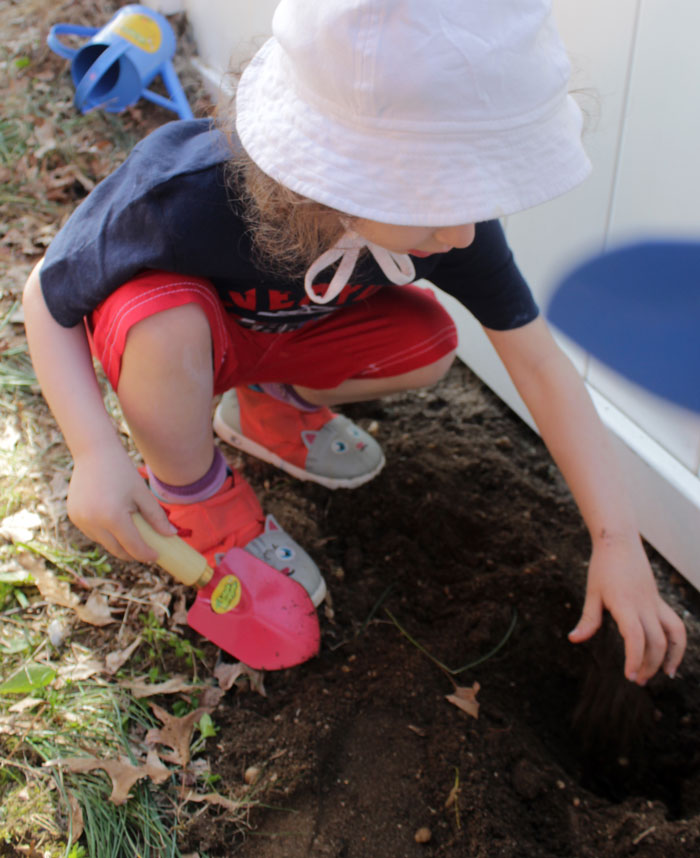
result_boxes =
[224,145,349,280]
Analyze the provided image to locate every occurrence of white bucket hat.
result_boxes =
[235,0,592,229]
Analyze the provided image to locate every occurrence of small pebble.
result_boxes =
[244,766,261,785]
[494,436,513,450]
[414,827,432,844]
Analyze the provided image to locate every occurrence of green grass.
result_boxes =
[0,2,234,852]
[1,683,182,856]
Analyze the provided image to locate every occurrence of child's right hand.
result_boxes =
[67,445,176,563]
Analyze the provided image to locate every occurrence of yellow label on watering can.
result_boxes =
[112,13,162,53]
[211,575,242,614]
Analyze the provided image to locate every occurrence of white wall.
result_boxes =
[146,0,278,77]
[454,0,700,587]
[148,0,700,589]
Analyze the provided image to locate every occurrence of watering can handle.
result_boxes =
[72,39,131,113]
[47,24,100,61]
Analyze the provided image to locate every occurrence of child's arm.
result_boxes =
[22,260,175,562]
[486,316,686,684]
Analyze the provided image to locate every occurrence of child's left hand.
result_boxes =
[568,532,686,684]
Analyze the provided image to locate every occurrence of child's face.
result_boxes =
[352,219,476,256]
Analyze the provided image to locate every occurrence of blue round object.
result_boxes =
[547,241,700,413]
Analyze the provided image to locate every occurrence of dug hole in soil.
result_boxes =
[183,362,700,858]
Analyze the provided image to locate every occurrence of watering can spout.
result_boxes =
[47,4,193,120]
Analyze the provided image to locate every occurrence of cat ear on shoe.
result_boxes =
[244,514,327,607]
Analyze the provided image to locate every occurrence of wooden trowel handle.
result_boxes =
[132,513,213,589]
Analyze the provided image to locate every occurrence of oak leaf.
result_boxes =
[48,750,170,805]
[213,661,266,696]
[146,703,213,767]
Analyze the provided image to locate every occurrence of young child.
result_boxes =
[24,0,685,682]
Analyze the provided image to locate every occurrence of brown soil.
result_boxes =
[182,363,700,858]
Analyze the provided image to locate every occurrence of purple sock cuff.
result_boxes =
[147,448,229,504]
[258,382,320,412]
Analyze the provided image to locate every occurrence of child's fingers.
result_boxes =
[636,617,671,684]
[91,528,134,562]
[618,616,646,683]
[568,592,603,643]
[119,496,178,563]
[136,491,178,539]
[113,514,161,563]
[659,604,687,678]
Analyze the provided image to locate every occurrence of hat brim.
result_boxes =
[235,38,592,226]
[547,241,700,413]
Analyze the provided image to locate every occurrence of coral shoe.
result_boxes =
[213,386,384,489]
[143,468,326,607]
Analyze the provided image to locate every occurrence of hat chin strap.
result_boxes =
[304,231,416,305]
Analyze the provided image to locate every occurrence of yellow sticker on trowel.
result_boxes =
[211,575,242,614]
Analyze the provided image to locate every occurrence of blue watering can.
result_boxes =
[47,4,193,119]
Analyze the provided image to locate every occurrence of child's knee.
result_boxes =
[408,349,456,388]
[117,303,215,398]
[123,303,212,362]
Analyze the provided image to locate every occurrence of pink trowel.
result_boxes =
[132,514,320,670]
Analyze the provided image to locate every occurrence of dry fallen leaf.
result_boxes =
[0,423,21,452]
[446,681,480,719]
[169,591,189,628]
[123,675,201,699]
[30,567,79,609]
[49,750,171,805]
[8,697,43,714]
[56,656,103,683]
[213,661,266,696]
[147,589,172,622]
[104,636,142,675]
[74,591,116,626]
[146,704,213,767]
[184,791,244,813]
[67,792,84,841]
[199,685,225,709]
[0,510,42,543]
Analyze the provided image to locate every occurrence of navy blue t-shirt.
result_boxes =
[40,119,538,332]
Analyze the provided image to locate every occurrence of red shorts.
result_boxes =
[89,270,458,395]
